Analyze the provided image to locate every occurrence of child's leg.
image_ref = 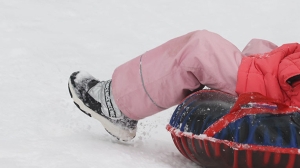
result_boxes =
[112,30,244,120]
[242,38,278,56]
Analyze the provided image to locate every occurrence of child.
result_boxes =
[68,30,300,141]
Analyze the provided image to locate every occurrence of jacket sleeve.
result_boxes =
[241,39,278,56]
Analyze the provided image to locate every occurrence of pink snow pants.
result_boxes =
[111,30,277,120]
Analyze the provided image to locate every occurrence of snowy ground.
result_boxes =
[1,0,300,168]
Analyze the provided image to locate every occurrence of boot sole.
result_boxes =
[68,79,136,141]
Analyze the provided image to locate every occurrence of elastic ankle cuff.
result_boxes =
[109,80,123,118]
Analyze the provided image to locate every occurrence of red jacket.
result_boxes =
[236,43,300,107]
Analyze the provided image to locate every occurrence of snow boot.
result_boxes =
[68,71,138,141]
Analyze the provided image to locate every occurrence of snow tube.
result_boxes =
[167,90,300,168]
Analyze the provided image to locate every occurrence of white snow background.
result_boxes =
[1,0,300,168]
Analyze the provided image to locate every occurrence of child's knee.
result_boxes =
[191,29,213,37]
[187,30,217,43]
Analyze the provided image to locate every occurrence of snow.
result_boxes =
[1,0,300,167]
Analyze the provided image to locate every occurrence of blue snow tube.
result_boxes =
[167,90,300,168]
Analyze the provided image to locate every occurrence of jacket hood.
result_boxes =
[278,46,300,103]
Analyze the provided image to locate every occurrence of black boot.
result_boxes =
[68,71,138,141]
